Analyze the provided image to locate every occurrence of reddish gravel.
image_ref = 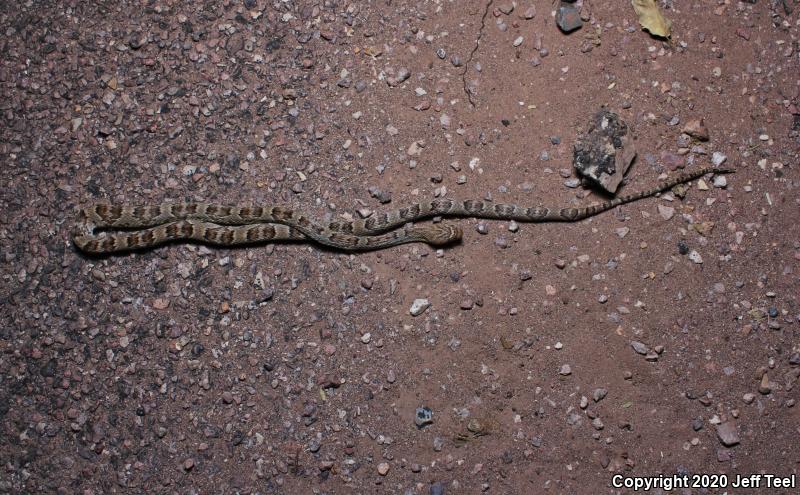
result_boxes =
[1,1,799,494]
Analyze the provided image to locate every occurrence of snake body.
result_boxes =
[73,166,732,253]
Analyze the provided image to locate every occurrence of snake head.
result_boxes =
[420,223,463,246]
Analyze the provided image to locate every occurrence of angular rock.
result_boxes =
[520,5,536,19]
[415,407,433,427]
[410,298,431,316]
[593,388,608,402]
[711,152,727,166]
[682,118,709,141]
[758,373,772,394]
[556,2,582,33]
[387,67,411,87]
[631,341,648,355]
[573,109,636,194]
[716,422,740,447]
[658,204,675,220]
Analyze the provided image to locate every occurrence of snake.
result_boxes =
[73,166,733,253]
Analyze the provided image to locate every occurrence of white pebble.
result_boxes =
[688,250,704,264]
[410,298,431,316]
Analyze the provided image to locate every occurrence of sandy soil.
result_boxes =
[1,1,798,493]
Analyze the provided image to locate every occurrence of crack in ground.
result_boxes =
[461,0,494,107]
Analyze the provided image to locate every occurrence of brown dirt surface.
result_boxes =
[1,1,799,494]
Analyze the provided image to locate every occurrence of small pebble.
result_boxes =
[716,422,740,447]
[410,299,431,316]
[688,250,704,264]
[415,407,433,427]
[631,341,648,355]
[758,374,772,394]
[593,388,608,402]
[711,152,727,166]
[658,205,675,220]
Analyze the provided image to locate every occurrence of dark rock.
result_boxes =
[430,482,445,495]
[415,407,433,427]
[573,109,636,193]
[556,2,583,33]
[128,32,146,49]
[40,358,57,377]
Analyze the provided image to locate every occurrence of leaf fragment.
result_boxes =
[631,0,672,38]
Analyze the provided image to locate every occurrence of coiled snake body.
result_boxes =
[73,167,732,253]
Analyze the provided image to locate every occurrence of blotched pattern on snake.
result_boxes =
[73,166,732,253]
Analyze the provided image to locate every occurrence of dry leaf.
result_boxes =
[631,0,672,38]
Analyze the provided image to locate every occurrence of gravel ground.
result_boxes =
[1,1,799,494]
